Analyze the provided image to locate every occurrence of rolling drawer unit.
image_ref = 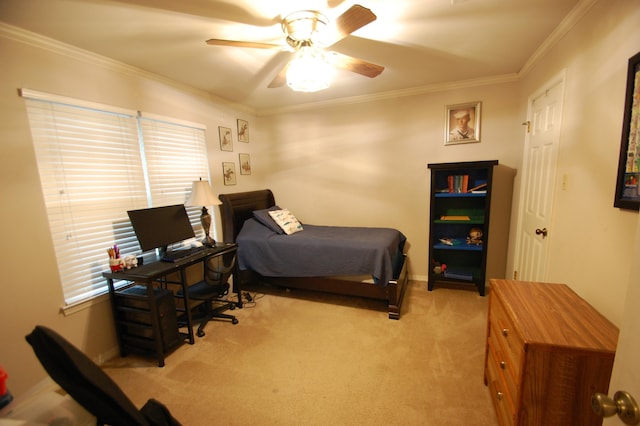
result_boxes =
[113,285,181,364]
[484,279,618,426]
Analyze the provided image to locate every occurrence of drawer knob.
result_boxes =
[501,328,509,337]
[592,391,639,425]
[496,391,504,401]
[500,361,506,369]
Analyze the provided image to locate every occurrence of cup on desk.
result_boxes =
[109,258,124,272]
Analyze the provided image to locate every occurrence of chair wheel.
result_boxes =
[197,330,205,337]
[232,318,239,325]
[229,304,236,310]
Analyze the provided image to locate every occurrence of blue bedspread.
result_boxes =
[236,218,406,286]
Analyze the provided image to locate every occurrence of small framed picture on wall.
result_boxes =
[239,153,251,175]
[445,101,481,145]
[237,119,249,142]
[222,162,236,185]
[219,126,233,151]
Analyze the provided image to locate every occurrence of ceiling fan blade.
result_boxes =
[327,52,384,78]
[324,4,377,46]
[206,39,283,50]
[268,62,290,88]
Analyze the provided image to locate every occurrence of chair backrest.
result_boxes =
[26,325,150,425]
[203,252,236,290]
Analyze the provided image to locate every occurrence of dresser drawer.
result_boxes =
[489,294,523,382]
[488,322,519,405]
[486,340,515,426]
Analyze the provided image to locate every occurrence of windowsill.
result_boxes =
[60,292,110,316]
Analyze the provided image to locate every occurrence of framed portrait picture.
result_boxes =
[218,126,232,152]
[445,101,481,145]
[239,153,251,175]
[237,119,249,142]
[614,51,640,211]
[222,162,236,186]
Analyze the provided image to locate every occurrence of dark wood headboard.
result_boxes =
[218,189,276,242]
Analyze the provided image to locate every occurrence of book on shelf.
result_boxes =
[443,267,474,281]
[447,174,469,193]
[440,215,471,221]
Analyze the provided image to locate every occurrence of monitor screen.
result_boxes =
[127,204,195,252]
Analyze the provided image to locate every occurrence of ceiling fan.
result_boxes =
[205,4,385,92]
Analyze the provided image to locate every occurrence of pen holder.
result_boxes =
[109,258,124,272]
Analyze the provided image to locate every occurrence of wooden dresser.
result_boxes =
[484,279,618,426]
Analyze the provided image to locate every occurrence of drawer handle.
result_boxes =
[502,328,509,337]
[497,391,504,401]
[500,361,506,370]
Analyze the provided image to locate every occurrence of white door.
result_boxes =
[514,72,565,281]
[602,213,640,425]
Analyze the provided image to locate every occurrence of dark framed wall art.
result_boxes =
[614,51,640,211]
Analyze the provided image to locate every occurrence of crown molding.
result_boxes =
[519,0,599,78]
[0,22,257,116]
[259,73,519,116]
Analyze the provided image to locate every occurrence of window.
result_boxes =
[21,89,211,308]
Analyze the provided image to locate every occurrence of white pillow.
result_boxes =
[268,208,303,235]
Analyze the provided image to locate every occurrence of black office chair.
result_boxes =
[181,251,238,337]
[25,325,180,426]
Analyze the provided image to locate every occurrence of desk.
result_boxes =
[103,243,239,367]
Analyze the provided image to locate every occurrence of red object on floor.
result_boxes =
[0,364,12,409]
[0,365,8,395]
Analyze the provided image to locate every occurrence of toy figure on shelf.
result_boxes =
[431,259,447,275]
[466,227,483,245]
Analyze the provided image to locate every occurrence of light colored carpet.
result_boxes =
[103,280,498,425]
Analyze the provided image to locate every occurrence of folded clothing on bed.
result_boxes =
[236,218,406,286]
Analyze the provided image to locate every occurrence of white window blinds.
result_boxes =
[22,90,211,307]
[138,113,210,209]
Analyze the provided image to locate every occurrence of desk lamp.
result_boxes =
[186,178,222,247]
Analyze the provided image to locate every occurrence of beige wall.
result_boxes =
[256,82,522,284]
[1,0,638,398]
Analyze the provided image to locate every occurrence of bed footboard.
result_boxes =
[387,254,409,320]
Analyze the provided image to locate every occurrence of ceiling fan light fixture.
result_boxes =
[286,45,334,92]
[282,10,329,45]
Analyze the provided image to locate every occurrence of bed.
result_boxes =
[218,189,409,319]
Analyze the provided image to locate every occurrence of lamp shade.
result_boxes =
[186,179,221,207]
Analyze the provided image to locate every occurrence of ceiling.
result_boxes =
[1,0,581,113]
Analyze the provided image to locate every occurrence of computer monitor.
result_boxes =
[127,204,195,253]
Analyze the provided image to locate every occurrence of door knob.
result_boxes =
[591,391,640,425]
[535,228,548,238]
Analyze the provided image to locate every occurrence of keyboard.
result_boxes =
[161,246,205,262]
